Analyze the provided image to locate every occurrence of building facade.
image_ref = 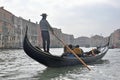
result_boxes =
[0,7,14,48]
[0,7,39,48]
[74,37,90,47]
[110,29,120,48]
[50,28,63,48]
[62,33,74,45]
[90,35,106,47]
[1,7,120,49]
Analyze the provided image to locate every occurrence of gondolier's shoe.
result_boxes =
[47,52,52,55]
[45,51,52,55]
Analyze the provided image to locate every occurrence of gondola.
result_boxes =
[23,27,109,68]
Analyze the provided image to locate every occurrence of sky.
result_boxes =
[0,0,120,38]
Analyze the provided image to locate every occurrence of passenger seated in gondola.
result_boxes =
[85,48,100,56]
[61,44,73,57]
[73,45,84,57]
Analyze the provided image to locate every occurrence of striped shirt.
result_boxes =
[40,19,51,31]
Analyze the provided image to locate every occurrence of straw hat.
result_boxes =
[41,13,47,17]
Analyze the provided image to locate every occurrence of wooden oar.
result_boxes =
[51,31,91,71]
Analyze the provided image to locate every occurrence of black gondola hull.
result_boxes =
[23,27,109,67]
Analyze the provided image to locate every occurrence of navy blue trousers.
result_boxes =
[41,31,50,52]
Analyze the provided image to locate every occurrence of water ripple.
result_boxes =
[0,48,120,80]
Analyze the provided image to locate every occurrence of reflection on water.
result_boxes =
[0,48,120,80]
[34,66,84,80]
[33,59,110,80]
[90,59,110,65]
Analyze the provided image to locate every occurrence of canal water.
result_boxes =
[0,48,120,80]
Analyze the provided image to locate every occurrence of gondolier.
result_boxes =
[39,13,54,53]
